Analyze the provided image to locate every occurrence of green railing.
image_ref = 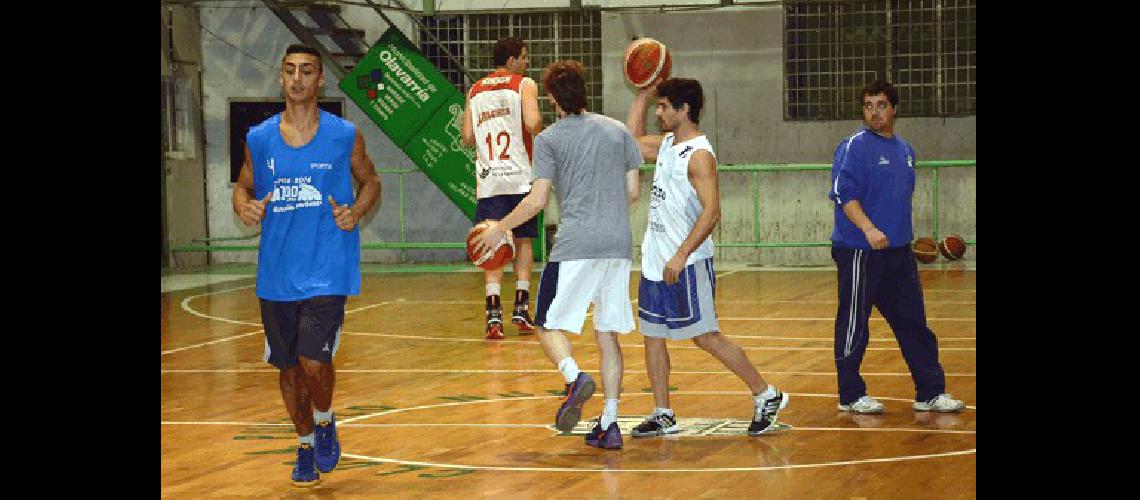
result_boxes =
[171,167,544,259]
[172,160,974,256]
[640,159,977,247]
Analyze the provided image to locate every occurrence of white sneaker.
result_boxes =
[837,395,885,414]
[913,393,965,412]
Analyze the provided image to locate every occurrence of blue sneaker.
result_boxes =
[314,416,341,473]
[585,419,623,449]
[291,444,320,487]
[555,372,596,432]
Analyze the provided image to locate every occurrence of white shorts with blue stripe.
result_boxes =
[534,258,636,335]
[637,258,720,340]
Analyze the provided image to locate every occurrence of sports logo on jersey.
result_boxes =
[267,157,275,175]
[907,155,914,168]
[311,162,333,170]
[649,184,666,209]
[679,145,694,158]
[878,155,890,165]
[479,167,490,179]
[269,177,323,213]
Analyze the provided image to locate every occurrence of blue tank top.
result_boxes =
[247,110,360,301]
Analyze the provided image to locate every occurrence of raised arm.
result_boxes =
[626,83,665,162]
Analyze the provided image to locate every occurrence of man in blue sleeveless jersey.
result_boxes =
[828,80,964,415]
[232,44,381,487]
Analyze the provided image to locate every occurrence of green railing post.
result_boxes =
[932,167,940,242]
[536,210,546,263]
[753,171,760,243]
[399,172,406,262]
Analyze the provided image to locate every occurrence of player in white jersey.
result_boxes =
[626,78,787,437]
[461,37,544,340]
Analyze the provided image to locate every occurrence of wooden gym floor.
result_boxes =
[161,264,976,498]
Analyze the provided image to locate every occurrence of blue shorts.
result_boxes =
[476,193,538,238]
[259,295,345,369]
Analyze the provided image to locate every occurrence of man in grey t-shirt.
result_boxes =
[474,60,642,450]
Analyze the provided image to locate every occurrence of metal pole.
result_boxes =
[399,172,406,262]
[752,171,760,243]
[932,167,940,242]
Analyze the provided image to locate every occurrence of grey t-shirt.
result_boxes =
[532,112,643,261]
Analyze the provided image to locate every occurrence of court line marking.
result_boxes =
[323,393,974,473]
[161,329,263,355]
[339,331,977,351]
[729,335,975,342]
[337,449,977,473]
[159,421,974,434]
[160,369,977,377]
[163,391,977,471]
[719,317,976,322]
[326,299,977,305]
[178,284,260,326]
[172,286,975,354]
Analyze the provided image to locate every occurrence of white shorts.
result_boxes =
[638,257,720,340]
[534,259,635,335]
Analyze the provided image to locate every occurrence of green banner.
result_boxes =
[339,27,477,220]
[339,27,544,260]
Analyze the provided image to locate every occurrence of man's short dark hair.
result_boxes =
[657,78,704,124]
[543,60,587,115]
[861,80,898,107]
[493,37,526,67]
[284,44,322,73]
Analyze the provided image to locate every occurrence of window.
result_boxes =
[784,0,975,120]
[162,73,198,158]
[421,9,603,125]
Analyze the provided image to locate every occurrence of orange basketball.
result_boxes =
[623,38,671,88]
[911,237,938,263]
[939,234,967,260]
[466,221,515,270]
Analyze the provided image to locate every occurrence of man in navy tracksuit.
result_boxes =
[827,80,965,414]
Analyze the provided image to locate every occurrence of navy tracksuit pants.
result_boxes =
[832,245,947,405]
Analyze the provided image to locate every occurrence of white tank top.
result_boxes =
[468,70,534,198]
[640,133,716,281]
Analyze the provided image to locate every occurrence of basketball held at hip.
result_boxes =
[467,221,516,270]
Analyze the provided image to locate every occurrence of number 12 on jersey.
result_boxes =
[484,131,511,160]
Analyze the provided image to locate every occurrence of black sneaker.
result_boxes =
[485,294,504,340]
[632,412,680,438]
[486,310,504,340]
[748,390,789,436]
[512,290,536,334]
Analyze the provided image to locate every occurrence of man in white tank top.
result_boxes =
[626,77,788,437]
[461,37,543,340]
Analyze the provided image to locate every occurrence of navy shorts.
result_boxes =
[259,295,346,369]
[476,193,538,238]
